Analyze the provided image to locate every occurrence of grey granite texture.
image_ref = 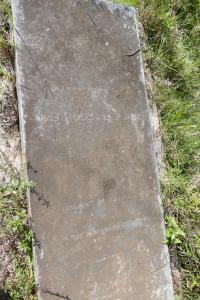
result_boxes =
[12,0,174,299]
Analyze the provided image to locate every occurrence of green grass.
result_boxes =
[0,0,14,79]
[0,0,36,299]
[114,0,200,298]
[0,168,36,299]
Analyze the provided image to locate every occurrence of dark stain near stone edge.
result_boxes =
[30,186,50,208]
[27,161,38,173]
[41,288,72,300]
[32,232,41,249]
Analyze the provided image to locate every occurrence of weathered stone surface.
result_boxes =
[12,0,174,299]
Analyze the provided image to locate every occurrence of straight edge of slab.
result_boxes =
[11,1,42,298]
[11,0,174,298]
[132,7,174,299]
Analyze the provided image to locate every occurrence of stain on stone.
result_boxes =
[32,232,41,249]
[27,161,38,173]
[103,178,116,198]
[30,187,50,208]
[41,288,72,300]
[95,201,106,217]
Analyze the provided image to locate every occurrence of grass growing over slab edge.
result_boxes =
[0,0,36,299]
[115,0,200,299]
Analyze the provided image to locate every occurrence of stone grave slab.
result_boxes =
[12,0,174,299]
